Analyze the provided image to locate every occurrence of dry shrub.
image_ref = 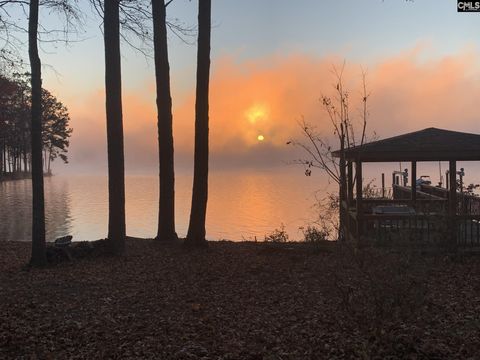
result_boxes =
[264,224,289,243]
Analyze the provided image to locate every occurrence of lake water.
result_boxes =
[4,161,479,242]
[0,169,327,242]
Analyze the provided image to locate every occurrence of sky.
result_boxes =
[15,0,480,174]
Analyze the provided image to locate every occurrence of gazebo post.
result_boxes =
[411,161,417,204]
[355,160,363,242]
[381,173,385,198]
[347,161,353,206]
[449,160,457,245]
[344,161,354,241]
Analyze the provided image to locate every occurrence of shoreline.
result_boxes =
[0,172,53,182]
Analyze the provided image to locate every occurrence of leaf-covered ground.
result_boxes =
[1,239,479,359]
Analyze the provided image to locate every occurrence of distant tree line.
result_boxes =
[0,73,72,178]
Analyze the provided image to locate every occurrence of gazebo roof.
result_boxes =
[333,127,480,162]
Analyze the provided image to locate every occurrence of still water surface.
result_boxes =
[3,162,480,242]
[0,170,325,242]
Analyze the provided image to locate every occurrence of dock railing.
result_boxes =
[343,196,480,247]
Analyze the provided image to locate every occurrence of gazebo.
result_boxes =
[333,127,480,246]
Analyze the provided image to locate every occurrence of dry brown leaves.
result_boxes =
[0,240,479,359]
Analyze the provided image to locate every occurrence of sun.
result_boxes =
[257,134,265,141]
[246,104,267,124]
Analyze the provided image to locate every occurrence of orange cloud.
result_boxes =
[173,55,339,154]
[61,46,480,173]
[370,49,480,134]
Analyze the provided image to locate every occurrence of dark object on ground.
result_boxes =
[54,235,73,247]
[46,239,109,264]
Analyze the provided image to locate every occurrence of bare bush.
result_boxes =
[264,224,289,243]
[289,64,376,240]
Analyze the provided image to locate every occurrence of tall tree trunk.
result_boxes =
[152,0,177,241]
[47,148,51,174]
[1,141,4,174]
[23,134,28,173]
[29,0,47,266]
[104,0,126,254]
[0,141,3,176]
[3,143,6,174]
[185,0,211,247]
